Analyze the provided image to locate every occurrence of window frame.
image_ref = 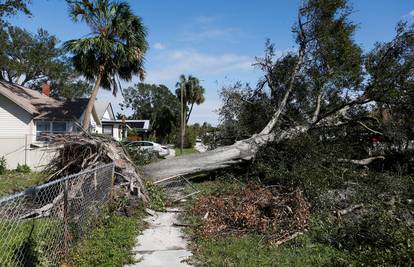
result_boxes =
[102,125,114,136]
[36,121,68,140]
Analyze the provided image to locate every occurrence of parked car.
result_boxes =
[127,141,169,157]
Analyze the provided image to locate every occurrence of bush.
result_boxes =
[252,133,414,265]
[125,146,159,166]
[15,164,31,174]
[0,156,6,175]
[175,127,197,148]
[145,181,167,211]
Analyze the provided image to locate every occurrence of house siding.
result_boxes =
[0,94,34,168]
[0,94,33,137]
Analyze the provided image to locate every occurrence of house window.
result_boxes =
[52,122,67,133]
[36,121,50,133]
[36,121,68,140]
[102,125,113,136]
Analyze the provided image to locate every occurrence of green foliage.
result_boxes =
[184,126,196,148]
[64,0,148,94]
[15,163,31,173]
[122,83,180,143]
[0,23,90,98]
[309,208,413,266]
[175,126,197,149]
[0,0,31,19]
[145,181,166,211]
[175,74,206,125]
[125,146,159,166]
[0,26,61,84]
[0,156,6,175]
[252,133,414,265]
[71,211,145,267]
[65,0,148,128]
[217,83,272,145]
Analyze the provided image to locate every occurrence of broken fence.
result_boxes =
[154,175,200,202]
[0,162,115,266]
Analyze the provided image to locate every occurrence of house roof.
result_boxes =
[102,119,150,132]
[0,80,89,121]
[126,120,150,130]
[95,101,115,120]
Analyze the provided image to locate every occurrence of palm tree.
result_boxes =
[175,74,205,125]
[64,0,148,130]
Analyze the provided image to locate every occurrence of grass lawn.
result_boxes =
[71,211,145,267]
[174,147,199,156]
[0,172,47,197]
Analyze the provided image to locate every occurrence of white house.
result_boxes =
[0,81,126,168]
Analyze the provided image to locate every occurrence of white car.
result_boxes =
[127,141,169,157]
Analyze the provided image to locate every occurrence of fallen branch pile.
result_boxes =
[48,134,148,200]
[192,184,310,245]
[19,134,149,219]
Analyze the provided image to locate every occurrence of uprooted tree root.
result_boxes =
[19,134,149,219]
[192,184,310,245]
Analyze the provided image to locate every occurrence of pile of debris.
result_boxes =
[44,134,148,203]
[192,184,310,245]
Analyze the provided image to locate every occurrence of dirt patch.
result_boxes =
[192,184,310,244]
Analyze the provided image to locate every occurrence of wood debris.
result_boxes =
[191,184,310,245]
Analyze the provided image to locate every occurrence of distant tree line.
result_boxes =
[121,78,207,145]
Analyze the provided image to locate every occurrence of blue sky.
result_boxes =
[9,0,414,125]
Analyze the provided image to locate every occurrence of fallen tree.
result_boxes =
[144,2,413,182]
[17,134,149,219]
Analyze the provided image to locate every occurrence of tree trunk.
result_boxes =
[143,125,309,181]
[186,102,194,124]
[82,70,103,131]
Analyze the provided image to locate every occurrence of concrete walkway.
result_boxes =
[126,209,192,267]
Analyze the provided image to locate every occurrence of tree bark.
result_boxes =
[143,125,309,181]
[82,68,103,130]
[186,102,194,125]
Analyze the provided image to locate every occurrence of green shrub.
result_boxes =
[0,156,6,175]
[175,127,197,148]
[15,164,31,174]
[145,181,167,211]
[125,146,159,166]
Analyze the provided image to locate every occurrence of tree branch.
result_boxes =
[311,92,322,123]
[260,11,307,135]
[338,156,385,166]
[356,121,383,135]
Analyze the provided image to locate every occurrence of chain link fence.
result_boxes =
[0,163,115,266]
[154,176,200,202]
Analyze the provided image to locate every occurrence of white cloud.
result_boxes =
[146,49,254,83]
[153,42,166,50]
[409,10,414,17]
[182,27,242,43]
[179,15,243,43]
[195,16,218,24]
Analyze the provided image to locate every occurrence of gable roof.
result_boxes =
[95,101,115,120]
[0,80,48,115]
[0,80,89,121]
